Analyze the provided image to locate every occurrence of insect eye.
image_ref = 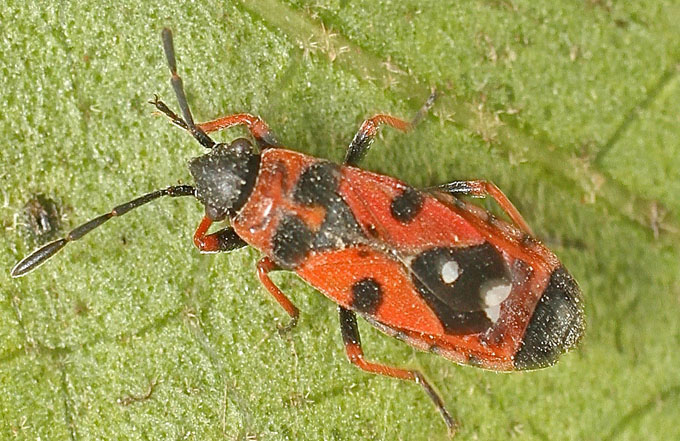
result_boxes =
[228,138,253,154]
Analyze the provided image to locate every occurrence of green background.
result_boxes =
[2,1,679,440]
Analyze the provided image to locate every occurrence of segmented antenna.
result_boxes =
[11,185,195,277]
[161,28,215,149]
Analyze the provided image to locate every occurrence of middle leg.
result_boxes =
[343,114,411,166]
[343,90,437,166]
[257,257,300,333]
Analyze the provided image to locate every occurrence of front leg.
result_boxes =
[193,217,298,332]
[151,97,280,149]
[193,216,247,252]
[197,113,280,149]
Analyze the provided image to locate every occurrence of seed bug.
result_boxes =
[12,29,584,435]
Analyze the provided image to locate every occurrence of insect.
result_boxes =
[22,194,63,245]
[12,29,584,435]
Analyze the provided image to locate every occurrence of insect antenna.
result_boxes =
[11,185,196,277]
[161,28,216,149]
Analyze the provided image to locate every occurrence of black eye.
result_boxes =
[229,138,253,153]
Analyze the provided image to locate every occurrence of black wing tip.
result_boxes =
[514,267,585,370]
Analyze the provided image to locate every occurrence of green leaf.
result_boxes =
[2,1,679,440]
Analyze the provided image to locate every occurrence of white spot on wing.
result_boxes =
[483,281,512,307]
[441,260,460,284]
[484,304,501,323]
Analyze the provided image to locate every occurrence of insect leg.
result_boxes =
[192,216,247,253]
[256,257,300,333]
[432,180,534,235]
[195,113,280,149]
[343,114,411,166]
[151,101,280,149]
[11,185,196,277]
[343,90,437,166]
[193,218,298,331]
[338,306,456,434]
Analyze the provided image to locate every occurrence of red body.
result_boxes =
[233,148,572,371]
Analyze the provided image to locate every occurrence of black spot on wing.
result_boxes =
[293,161,340,206]
[410,243,510,334]
[312,200,363,249]
[351,278,383,314]
[390,186,424,223]
[293,160,364,250]
[411,243,509,312]
[412,286,492,335]
[272,215,314,269]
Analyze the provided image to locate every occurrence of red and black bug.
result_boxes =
[12,29,584,435]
